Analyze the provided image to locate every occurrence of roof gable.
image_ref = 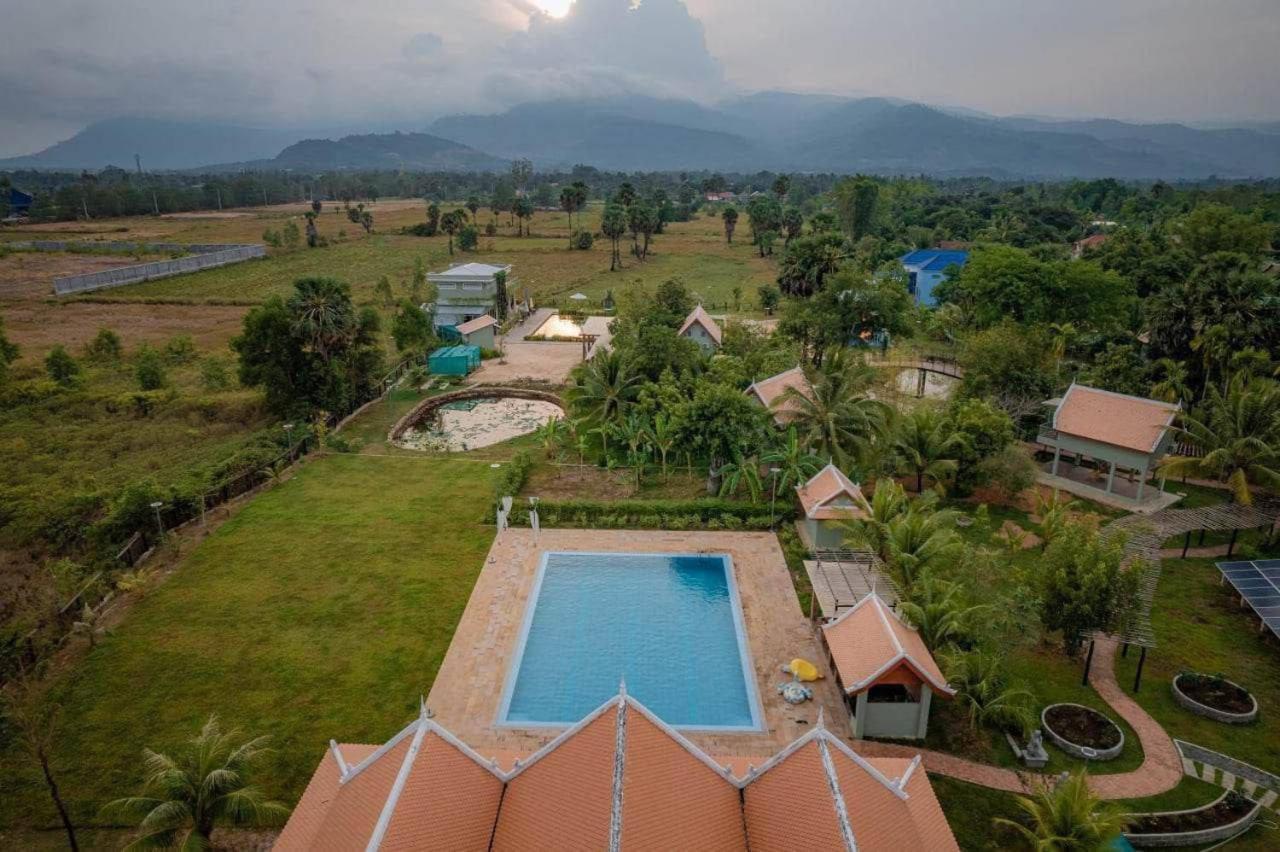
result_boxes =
[1052,383,1179,453]
[822,593,953,695]
[746,366,812,423]
[677,304,723,345]
[796,464,867,520]
[455,314,497,334]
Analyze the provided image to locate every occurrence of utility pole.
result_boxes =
[262,187,268,207]
[152,191,160,216]
[134,153,142,175]
[216,188,222,211]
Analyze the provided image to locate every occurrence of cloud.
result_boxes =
[403,32,445,59]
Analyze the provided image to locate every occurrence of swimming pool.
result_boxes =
[498,551,763,730]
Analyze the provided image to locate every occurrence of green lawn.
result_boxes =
[0,449,504,830]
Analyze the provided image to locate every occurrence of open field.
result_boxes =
[0,448,505,831]
[2,201,776,313]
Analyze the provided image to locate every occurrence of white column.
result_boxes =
[1106,460,1116,493]
[916,687,933,739]
[1051,445,1061,476]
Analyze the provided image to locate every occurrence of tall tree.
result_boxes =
[601,203,628,271]
[565,350,641,453]
[4,679,80,851]
[771,174,791,202]
[782,351,891,469]
[746,195,783,257]
[832,175,880,240]
[721,206,738,245]
[894,408,962,493]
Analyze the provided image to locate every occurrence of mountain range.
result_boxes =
[4,94,1279,179]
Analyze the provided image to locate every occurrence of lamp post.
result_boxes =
[149,501,165,539]
[283,422,295,447]
[769,467,781,529]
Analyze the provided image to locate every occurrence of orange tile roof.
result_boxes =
[746,366,812,424]
[277,692,958,851]
[677,304,723,345]
[822,593,954,696]
[455,314,497,334]
[796,464,869,521]
[1052,383,1178,453]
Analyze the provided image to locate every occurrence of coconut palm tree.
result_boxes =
[762,426,824,493]
[899,574,988,652]
[882,504,961,588]
[1158,375,1280,504]
[839,478,911,561]
[994,771,1127,851]
[613,412,651,488]
[782,351,891,469]
[945,651,1034,736]
[893,408,961,493]
[102,715,289,850]
[1149,357,1191,406]
[718,455,764,503]
[1035,489,1080,550]
[565,350,641,454]
[536,416,565,459]
[647,412,678,479]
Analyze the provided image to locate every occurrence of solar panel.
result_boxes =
[1216,559,1280,638]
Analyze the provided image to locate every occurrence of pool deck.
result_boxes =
[426,528,849,759]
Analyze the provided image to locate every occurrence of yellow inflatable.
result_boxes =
[788,658,822,682]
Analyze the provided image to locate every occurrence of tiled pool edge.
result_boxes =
[494,551,765,733]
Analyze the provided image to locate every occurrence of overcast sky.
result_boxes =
[3,0,1279,157]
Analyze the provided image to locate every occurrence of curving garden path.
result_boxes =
[853,637,1182,799]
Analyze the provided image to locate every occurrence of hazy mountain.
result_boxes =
[431,100,770,171]
[268,132,505,171]
[0,117,304,171]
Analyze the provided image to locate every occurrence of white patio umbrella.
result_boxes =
[569,293,588,301]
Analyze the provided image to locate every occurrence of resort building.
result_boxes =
[1037,383,1180,504]
[454,314,497,349]
[822,592,954,740]
[747,365,812,426]
[276,689,959,851]
[899,249,969,306]
[427,262,512,334]
[796,464,868,549]
[677,304,722,352]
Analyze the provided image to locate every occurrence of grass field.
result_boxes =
[0,447,506,831]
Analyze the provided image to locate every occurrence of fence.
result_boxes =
[52,243,266,295]
[7,573,104,678]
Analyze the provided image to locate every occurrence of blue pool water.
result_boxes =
[499,552,762,730]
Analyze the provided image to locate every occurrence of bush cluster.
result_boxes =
[487,496,789,530]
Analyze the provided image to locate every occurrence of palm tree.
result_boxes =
[718,455,764,503]
[839,478,910,561]
[762,426,824,496]
[994,771,1127,851]
[882,504,961,588]
[1190,323,1231,398]
[893,408,961,493]
[782,351,890,469]
[536,416,564,459]
[1035,489,1080,550]
[103,715,289,849]
[1149,357,1191,406]
[565,351,641,454]
[945,651,1034,736]
[613,413,651,488]
[1047,321,1077,381]
[899,574,987,652]
[647,412,678,479]
[287,277,355,360]
[1158,375,1280,504]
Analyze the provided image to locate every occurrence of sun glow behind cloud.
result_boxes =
[532,0,573,17]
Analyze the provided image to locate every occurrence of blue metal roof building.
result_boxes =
[900,249,969,306]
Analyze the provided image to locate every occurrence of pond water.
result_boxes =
[895,368,958,400]
[397,397,563,452]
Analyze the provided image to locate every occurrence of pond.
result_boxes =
[396,397,564,452]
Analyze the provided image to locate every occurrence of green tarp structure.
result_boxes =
[428,344,481,376]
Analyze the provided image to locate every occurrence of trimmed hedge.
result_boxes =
[485,497,793,531]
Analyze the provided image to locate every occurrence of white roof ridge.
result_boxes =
[608,689,628,852]
[365,716,429,851]
[828,594,954,695]
[505,692,622,780]
[736,723,825,785]
[822,588,882,629]
[817,735,859,851]
[822,730,911,802]
[872,594,906,657]
[340,717,422,784]
[623,694,742,785]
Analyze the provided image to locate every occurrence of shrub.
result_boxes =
[972,444,1038,504]
[487,497,785,529]
[44,345,81,386]
[485,222,497,236]
[493,450,534,499]
[135,345,167,390]
[262,228,282,248]
[164,334,197,364]
[571,230,594,250]
[84,328,123,362]
[199,355,232,391]
[458,225,479,251]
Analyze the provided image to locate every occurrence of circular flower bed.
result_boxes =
[1040,703,1124,761]
[1172,673,1258,724]
[1125,790,1259,847]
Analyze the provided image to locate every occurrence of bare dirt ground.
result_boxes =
[2,299,248,359]
[473,341,582,384]
[0,251,165,299]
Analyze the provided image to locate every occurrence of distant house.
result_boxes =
[1072,233,1109,258]
[822,591,955,739]
[704,191,736,203]
[1038,383,1179,503]
[746,366,812,426]
[6,187,33,218]
[455,314,497,350]
[795,464,868,549]
[899,249,969,306]
[427,263,512,334]
[677,304,722,352]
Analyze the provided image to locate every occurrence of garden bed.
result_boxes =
[1172,673,1258,724]
[1041,703,1124,760]
[1124,790,1259,847]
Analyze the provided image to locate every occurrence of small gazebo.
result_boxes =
[1037,383,1179,503]
[795,464,868,549]
[821,592,954,740]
